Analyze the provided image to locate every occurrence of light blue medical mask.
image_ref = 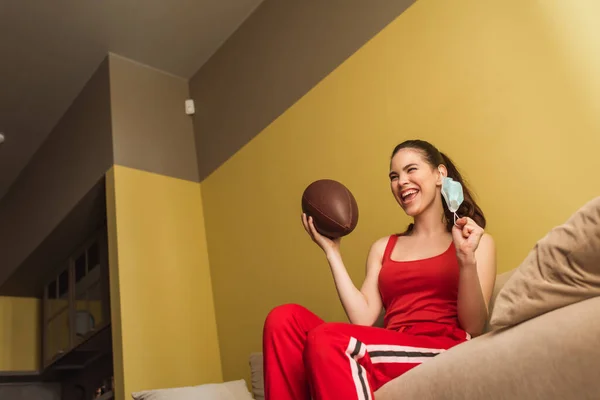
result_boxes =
[439,168,464,225]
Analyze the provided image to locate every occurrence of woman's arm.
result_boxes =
[303,214,385,326]
[327,238,386,326]
[456,233,496,336]
[453,218,497,337]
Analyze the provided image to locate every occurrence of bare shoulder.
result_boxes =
[475,232,497,305]
[476,232,497,277]
[370,235,392,256]
[365,236,392,267]
[478,232,496,252]
[363,235,392,275]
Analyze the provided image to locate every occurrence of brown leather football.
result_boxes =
[301,179,359,238]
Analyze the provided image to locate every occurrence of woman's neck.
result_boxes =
[410,204,447,237]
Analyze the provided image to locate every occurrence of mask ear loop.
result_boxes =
[453,212,459,226]
[438,167,445,181]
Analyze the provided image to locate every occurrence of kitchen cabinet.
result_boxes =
[42,230,111,371]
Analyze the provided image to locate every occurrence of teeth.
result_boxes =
[402,190,417,199]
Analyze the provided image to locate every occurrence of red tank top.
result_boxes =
[378,234,460,331]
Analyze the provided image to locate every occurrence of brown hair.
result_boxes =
[391,139,486,234]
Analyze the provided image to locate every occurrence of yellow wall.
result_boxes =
[0,297,41,371]
[200,0,600,382]
[106,165,222,399]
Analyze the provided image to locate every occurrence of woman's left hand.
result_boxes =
[452,217,485,266]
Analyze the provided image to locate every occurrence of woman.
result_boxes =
[262,139,497,400]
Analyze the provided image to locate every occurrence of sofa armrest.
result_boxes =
[376,296,600,400]
[249,352,264,400]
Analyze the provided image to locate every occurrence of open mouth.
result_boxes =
[401,189,419,204]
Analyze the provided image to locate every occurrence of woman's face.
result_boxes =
[389,148,443,217]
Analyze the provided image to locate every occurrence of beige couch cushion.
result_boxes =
[375,296,600,400]
[483,269,514,332]
[489,196,600,330]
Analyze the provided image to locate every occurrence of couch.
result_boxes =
[248,196,600,399]
[374,272,600,399]
[248,273,600,399]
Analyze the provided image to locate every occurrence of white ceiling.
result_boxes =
[0,0,265,199]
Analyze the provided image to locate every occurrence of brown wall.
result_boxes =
[109,54,199,182]
[190,0,417,181]
[0,58,113,290]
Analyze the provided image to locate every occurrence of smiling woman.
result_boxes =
[262,140,497,400]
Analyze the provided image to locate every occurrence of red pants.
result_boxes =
[263,304,469,400]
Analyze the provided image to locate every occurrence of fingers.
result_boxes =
[301,213,316,242]
[307,216,319,237]
[301,213,321,241]
[301,213,310,234]
[453,217,470,238]
[455,217,468,227]
[455,216,475,227]
[464,219,483,240]
[301,214,341,253]
[462,224,474,238]
[455,216,483,238]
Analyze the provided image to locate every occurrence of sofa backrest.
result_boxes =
[484,269,515,333]
[489,270,515,312]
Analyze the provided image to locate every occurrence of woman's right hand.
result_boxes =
[301,213,341,257]
[301,213,386,326]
